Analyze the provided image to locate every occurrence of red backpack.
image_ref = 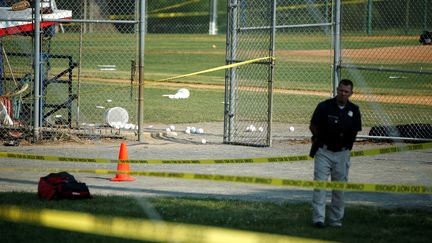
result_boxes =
[38,172,92,200]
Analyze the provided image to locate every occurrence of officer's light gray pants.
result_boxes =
[312,147,350,225]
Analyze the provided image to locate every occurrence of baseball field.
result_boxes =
[1,27,431,243]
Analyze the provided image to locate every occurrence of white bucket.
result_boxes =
[104,107,129,128]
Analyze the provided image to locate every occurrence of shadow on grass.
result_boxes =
[0,192,431,243]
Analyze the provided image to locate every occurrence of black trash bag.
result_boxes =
[419,31,432,45]
[369,124,432,140]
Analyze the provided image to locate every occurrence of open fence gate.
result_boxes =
[224,0,337,147]
[224,0,277,147]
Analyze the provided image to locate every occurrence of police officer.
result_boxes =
[309,79,362,228]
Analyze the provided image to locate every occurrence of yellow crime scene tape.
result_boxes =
[0,205,329,243]
[0,167,430,194]
[159,56,274,82]
[111,0,374,20]
[0,142,431,164]
[149,0,202,14]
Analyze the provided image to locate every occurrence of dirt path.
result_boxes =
[143,80,431,106]
[84,77,430,106]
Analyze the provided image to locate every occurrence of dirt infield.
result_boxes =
[279,45,431,64]
[144,80,432,106]
[82,42,432,106]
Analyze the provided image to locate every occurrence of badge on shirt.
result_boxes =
[348,111,353,117]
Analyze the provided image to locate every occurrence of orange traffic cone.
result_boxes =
[111,143,135,181]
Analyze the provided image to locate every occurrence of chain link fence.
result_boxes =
[1,0,139,141]
[226,0,431,146]
[223,0,275,146]
[0,0,431,144]
[272,0,334,124]
[340,0,432,140]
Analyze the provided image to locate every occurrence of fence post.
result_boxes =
[366,0,373,34]
[405,0,411,34]
[33,0,42,141]
[209,0,218,35]
[267,0,277,147]
[423,0,429,30]
[138,0,146,142]
[332,0,341,96]
[225,0,238,142]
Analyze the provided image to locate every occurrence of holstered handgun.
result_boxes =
[309,136,320,158]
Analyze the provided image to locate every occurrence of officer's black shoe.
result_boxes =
[313,222,325,228]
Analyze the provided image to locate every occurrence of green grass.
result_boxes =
[2,32,430,128]
[4,32,430,92]
[0,192,431,243]
[37,81,429,126]
[4,32,430,86]
[72,84,225,124]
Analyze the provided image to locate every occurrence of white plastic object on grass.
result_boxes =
[175,88,190,99]
[162,88,190,99]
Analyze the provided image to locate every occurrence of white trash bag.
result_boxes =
[162,88,190,99]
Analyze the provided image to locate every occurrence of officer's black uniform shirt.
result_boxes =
[311,97,362,151]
